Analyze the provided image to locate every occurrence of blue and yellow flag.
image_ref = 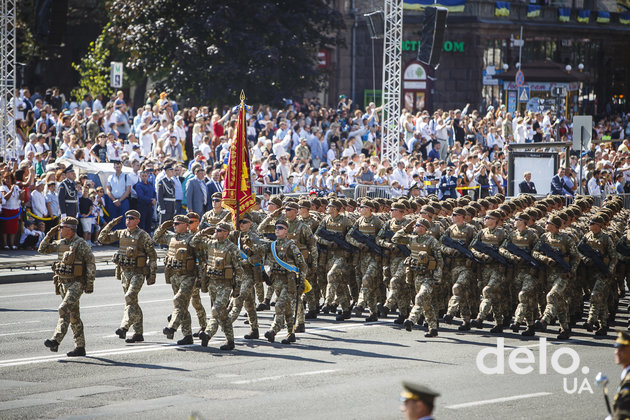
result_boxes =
[577,9,590,23]
[558,8,571,22]
[620,12,630,23]
[404,0,465,12]
[527,5,541,18]
[495,2,510,17]
[596,10,610,23]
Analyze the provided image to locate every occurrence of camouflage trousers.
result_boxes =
[269,274,297,334]
[512,266,538,327]
[587,272,613,329]
[324,253,351,312]
[304,263,320,314]
[446,262,475,322]
[540,269,570,331]
[297,268,312,325]
[476,263,507,326]
[190,284,207,331]
[205,279,235,342]
[229,270,259,330]
[168,274,194,336]
[52,280,85,348]
[408,276,439,330]
[385,256,412,315]
[356,253,382,315]
[119,270,144,334]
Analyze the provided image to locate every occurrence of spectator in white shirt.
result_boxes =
[30,180,48,218]
[587,170,602,196]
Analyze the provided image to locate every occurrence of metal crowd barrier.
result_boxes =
[353,185,394,199]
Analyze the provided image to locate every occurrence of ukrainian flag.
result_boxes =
[495,1,510,17]
[577,9,590,23]
[620,13,630,24]
[558,8,570,22]
[404,0,466,12]
[596,11,610,23]
[527,5,541,18]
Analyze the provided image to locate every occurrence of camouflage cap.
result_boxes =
[391,202,406,211]
[173,215,190,224]
[60,216,78,227]
[186,212,200,220]
[298,200,311,209]
[328,199,343,210]
[452,207,467,216]
[125,209,141,219]
[416,219,431,230]
[275,219,289,228]
[421,205,435,215]
[211,192,222,200]
[547,215,563,228]
[590,215,605,226]
[269,196,283,207]
[285,202,299,210]
[486,210,502,220]
[217,221,232,232]
[515,212,530,222]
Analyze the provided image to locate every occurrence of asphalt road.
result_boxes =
[0,274,621,420]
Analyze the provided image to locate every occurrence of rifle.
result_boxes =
[616,241,630,257]
[505,241,540,269]
[442,235,480,263]
[351,229,385,256]
[472,241,508,266]
[384,229,411,257]
[578,241,610,275]
[318,228,355,252]
[539,242,571,272]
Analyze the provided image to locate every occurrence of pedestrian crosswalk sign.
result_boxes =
[518,86,530,103]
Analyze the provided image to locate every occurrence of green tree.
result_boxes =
[107,0,344,106]
[71,26,113,100]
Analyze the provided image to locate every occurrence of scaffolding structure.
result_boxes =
[0,0,16,161]
[380,0,403,164]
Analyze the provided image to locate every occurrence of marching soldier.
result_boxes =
[58,165,79,218]
[347,200,384,322]
[200,192,231,233]
[39,217,95,357]
[98,210,158,343]
[532,215,580,340]
[298,199,323,319]
[262,219,307,344]
[186,212,208,337]
[157,164,177,225]
[394,219,443,337]
[153,215,198,345]
[191,221,244,350]
[257,196,285,310]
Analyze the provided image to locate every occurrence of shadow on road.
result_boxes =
[59,356,190,371]
[0,307,57,312]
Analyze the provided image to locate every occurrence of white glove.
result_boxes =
[160,209,166,214]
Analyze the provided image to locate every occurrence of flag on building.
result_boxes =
[577,9,591,23]
[222,91,256,226]
[495,2,510,17]
[596,11,610,23]
[527,5,541,18]
[620,12,630,23]
[558,8,571,22]
[404,0,466,12]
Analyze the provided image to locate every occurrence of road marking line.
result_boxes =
[0,292,52,299]
[0,329,50,337]
[446,392,552,409]
[0,320,40,326]
[231,369,339,385]
[82,298,173,309]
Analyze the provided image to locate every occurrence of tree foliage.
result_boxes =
[71,25,113,100]
[107,0,345,106]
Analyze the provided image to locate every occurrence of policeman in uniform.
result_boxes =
[394,219,443,337]
[399,381,440,420]
[98,210,158,343]
[191,221,244,350]
[614,330,630,419]
[153,215,198,345]
[39,217,95,357]
[157,164,177,225]
[58,165,79,218]
[347,200,384,322]
[262,219,307,345]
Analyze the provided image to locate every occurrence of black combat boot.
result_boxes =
[594,327,608,336]
[442,314,454,324]
[353,305,364,316]
[264,330,275,343]
[125,334,144,343]
[393,314,405,325]
[336,310,352,321]
[167,314,172,322]
[470,318,484,329]
[163,327,175,339]
[305,311,318,320]
[44,339,59,352]
[115,328,128,339]
[377,303,390,318]
[583,321,593,332]
[220,340,235,350]
[557,329,570,340]
[244,329,259,340]
[521,326,535,336]
[177,335,193,345]
[458,321,471,331]
[199,331,210,347]
[193,328,204,338]
[256,299,270,311]
[417,314,425,326]
[281,333,296,344]
[534,320,547,331]
[365,313,378,322]
[489,325,503,334]
[295,323,305,333]
[425,329,438,338]
[403,319,414,332]
[67,347,86,357]
[510,322,521,333]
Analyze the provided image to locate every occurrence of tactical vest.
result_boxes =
[407,239,437,270]
[53,242,84,281]
[325,217,345,234]
[358,217,377,236]
[271,241,293,273]
[288,225,309,259]
[545,234,570,263]
[114,235,146,268]
[586,233,610,264]
[511,232,530,249]
[165,237,195,273]
[206,245,233,280]
[449,226,468,242]
[480,229,501,246]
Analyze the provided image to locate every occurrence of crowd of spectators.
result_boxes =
[2,85,630,249]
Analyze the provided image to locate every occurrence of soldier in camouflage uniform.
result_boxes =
[315,199,354,321]
[192,221,244,350]
[39,217,95,357]
[617,219,630,331]
[394,219,443,337]
[200,192,231,233]
[470,210,509,334]
[185,212,208,337]
[257,196,284,310]
[581,214,617,336]
[227,213,263,340]
[347,200,384,322]
[298,199,323,319]
[499,212,539,336]
[153,215,198,345]
[442,208,477,331]
[98,210,158,343]
[262,219,307,344]
[376,202,410,323]
[532,215,580,340]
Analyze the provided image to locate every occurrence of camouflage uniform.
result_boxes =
[299,213,323,316]
[98,218,157,338]
[39,224,95,352]
[442,223,477,326]
[347,214,384,319]
[258,210,285,305]
[376,217,410,318]
[286,217,317,327]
